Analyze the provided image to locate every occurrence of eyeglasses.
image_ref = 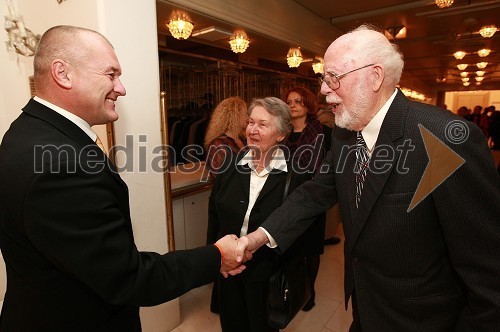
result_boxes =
[318,63,375,91]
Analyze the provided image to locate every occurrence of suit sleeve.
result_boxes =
[432,121,500,330]
[23,162,221,306]
[261,141,339,253]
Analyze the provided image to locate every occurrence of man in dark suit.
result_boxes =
[0,25,244,331]
[234,25,500,331]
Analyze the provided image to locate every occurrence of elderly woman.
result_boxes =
[207,97,310,332]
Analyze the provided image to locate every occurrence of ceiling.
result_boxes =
[156,0,500,95]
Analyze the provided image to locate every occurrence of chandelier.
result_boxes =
[475,77,484,82]
[461,77,469,82]
[167,11,194,40]
[476,71,485,77]
[476,62,488,69]
[435,0,454,8]
[312,57,324,74]
[287,47,303,68]
[453,51,466,60]
[477,49,491,57]
[463,81,470,86]
[4,0,40,56]
[456,64,468,71]
[229,30,250,53]
[479,25,497,38]
[460,72,468,78]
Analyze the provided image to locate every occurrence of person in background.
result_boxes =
[0,25,244,332]
[234,24,500,331]
[207,97,311,331]
[204,96,248,313]
[204,96,248,179]
[283,86,337,311]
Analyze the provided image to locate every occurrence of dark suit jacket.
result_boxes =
[207,160,311,281]
[261,90,500,331]
[0,99,221,331]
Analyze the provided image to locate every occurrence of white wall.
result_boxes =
[0,1,178,330]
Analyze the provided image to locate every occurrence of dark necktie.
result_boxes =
[355,132,369,208]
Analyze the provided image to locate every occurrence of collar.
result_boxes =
[238,147,288,176]
[361,89,398,152]
[34,96,96,141]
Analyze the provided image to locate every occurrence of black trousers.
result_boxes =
[218,275,277,332]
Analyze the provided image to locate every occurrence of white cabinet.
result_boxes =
[172,189,211,250]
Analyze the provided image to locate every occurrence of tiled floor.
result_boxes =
[171,226,352,332]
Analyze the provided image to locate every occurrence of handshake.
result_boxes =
[214,228,270,277]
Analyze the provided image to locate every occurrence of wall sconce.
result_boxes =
[229,30,250,54]
[456,64,468,70]
[312,56,324,74]
[460,72,468,78]
[453,51,466,60]
[384,26,406,40]
[477,48,491,57]
[287,47,303,68]
[479,25,497,38]
[435,0,454,8]
[4,0,40,56]
[167,10,194,40]
[476,62,488,69]
[476,71,485,77]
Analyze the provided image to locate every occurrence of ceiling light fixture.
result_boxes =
[463,81,470,86]
[229,30,250,53]
[476,71,485,77]
[475,76,484,82]
[477,49,491,57]
[167,11,194,40]
[475,82,481,86]
[287,47,303,68]
[460,72,468,78]
[312,56,324,74]
[453,51,466,60]
[461,77,469,82]
[476,62,488,69]
[435,0,454,9]
[457,64,468,70]
[479,25,497,38]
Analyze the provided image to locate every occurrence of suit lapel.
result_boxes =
[347,90,409,253]
[235,164,251,202]
[23,99,126,187]
[255,170,286,206]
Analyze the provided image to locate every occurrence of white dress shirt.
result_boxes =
[237,148,287,246]
[34,96,97,141]
[360,89,397,155]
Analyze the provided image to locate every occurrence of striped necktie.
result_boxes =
[355,132,369,208]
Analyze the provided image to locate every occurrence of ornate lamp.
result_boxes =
[167,11,194,40]
[312,57,324,74]
[4,0,40,56]
[287,47,303,68]
[435,0,454,8]
[479,25,497,38]
[229,30,250,54]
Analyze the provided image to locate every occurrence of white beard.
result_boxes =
[326,81,369,131]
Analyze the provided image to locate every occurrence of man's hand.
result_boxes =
[215,234,247,278]
[234,228,269,264]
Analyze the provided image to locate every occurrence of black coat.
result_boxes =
[261,90,500,331]
[0,99,221,331]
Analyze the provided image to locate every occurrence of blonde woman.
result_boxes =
[204,97,248,179]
